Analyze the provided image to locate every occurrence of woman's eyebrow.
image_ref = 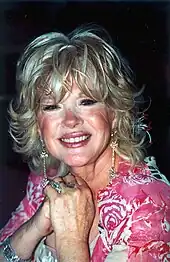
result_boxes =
[40,96,55,103]
[77,92,87,98]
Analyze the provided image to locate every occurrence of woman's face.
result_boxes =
[37,82,115,167]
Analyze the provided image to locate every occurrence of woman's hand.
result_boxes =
[31,197,52,238]
[44,173,95,261]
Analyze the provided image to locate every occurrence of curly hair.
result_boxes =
[9,24,146,173]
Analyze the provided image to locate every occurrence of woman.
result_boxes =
[0,24,170,261]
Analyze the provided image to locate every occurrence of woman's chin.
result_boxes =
[65,158,89,168]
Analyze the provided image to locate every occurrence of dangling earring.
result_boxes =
[109,130,118,180]
[40,137,49,188]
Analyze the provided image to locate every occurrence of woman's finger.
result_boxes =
[44,183,61,200]
[63,172,77,187]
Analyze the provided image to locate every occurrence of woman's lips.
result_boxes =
[60,132,90,139]
[59,134,91,148]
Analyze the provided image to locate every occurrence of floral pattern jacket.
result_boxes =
[0,156,170,261]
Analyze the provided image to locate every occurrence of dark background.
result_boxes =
[0,0,170,229]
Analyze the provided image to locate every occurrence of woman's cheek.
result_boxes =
[83,109,113,131]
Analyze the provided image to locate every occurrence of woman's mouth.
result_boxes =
[59,134,91,148]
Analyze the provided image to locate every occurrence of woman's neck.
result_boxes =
[70,146,113,194]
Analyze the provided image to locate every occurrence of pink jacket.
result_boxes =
[0,156,170,261]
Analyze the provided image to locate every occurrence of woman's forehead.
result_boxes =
[38,85,88,102]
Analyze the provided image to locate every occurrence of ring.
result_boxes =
[49,180,62,193]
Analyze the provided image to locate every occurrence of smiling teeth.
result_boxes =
[61,135,89,143]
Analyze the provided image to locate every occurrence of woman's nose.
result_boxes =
[61,109,83,128]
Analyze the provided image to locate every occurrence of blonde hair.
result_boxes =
[9,24,146,173]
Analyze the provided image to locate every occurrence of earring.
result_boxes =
[109,130,118,180]
[40,137,49,188]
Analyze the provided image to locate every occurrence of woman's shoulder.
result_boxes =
[117,156,170,203]
[119,156,169,187]
[98,156,170,206]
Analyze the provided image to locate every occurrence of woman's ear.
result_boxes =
[37,123,41,136]
[111,111,117,129]
[112,119,116,130]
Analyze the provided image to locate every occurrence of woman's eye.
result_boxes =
[80,99,97,106]
[42,104,60,111]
